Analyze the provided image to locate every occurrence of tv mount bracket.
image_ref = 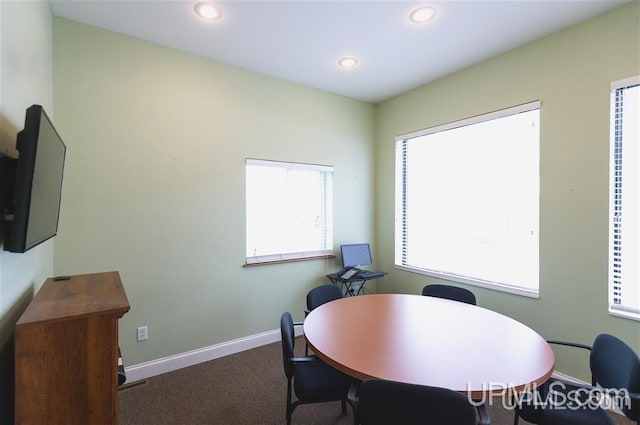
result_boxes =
[0,156,17,222]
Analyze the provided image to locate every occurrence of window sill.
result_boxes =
[244,254,335,267]
[395,265,540,299]
[608,308,640,322]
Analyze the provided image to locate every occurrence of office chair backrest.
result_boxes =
[422,284,477,305]
[307,284,343,311]
[357,379,477,425]
[590,333,640,421]
[280,312,296,380]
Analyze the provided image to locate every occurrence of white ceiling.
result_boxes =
[50,0,629,103]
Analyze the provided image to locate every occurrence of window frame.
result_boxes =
[245,158,334,266]
[394,101,541,298]
[608,76,640,321]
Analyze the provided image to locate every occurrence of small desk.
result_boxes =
[326,271,387,295]
[304,294,554,400]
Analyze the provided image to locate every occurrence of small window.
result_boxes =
[395,101,540,297]
[608,76,640,321]
[245,159,333,265]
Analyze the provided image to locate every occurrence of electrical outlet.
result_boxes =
[136,326,148,342]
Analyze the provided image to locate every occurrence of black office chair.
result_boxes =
[351,379,480,425]
[304,283,344,316]
[280,311,352,425]
[422,283,477,305]
[513,333,640,425]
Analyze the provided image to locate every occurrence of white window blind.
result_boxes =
[395,101,540,297]
[608,76,640,321]
[245,159,333,265]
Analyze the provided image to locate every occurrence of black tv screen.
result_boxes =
[3,105,66,253]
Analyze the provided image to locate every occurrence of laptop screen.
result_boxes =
[341,243,373,268]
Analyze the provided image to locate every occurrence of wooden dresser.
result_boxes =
[14,271,130,425]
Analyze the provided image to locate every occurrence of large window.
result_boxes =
[245,159,333,265]
[608,76,640,321]
[395,102,540,297]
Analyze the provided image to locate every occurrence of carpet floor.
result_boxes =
[120,339,633,425]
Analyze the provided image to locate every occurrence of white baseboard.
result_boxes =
[124,327,303,383]
[551,370,585,384]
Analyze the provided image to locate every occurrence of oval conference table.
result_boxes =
[303,294,555,400]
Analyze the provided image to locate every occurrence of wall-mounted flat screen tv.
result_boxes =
[2,104,66,253]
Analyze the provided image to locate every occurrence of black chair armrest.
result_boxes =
[628,391,640,406]
[547,340,592,351]
[347,381,360,424]
[546,340,594,385]
[347,381,359,405]
[290,356,320,364]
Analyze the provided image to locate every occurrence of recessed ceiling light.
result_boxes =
[338,57,359,69]
[194,2,222,20]
[409,6,437,24]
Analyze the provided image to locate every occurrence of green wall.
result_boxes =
[53,18,376,366]
[0,1,57,422]
[375,1,640,381]
[52,1,640,382]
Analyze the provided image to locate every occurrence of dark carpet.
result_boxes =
[119,339,633,425]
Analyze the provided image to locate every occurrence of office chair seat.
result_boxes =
[293,356,351,401]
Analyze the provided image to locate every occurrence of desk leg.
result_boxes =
[328,277,351,297]
[355,280,369,295]
[345,281,356,296]
[326,276,367,296]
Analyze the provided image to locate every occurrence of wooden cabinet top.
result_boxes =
[16,271,130,326]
